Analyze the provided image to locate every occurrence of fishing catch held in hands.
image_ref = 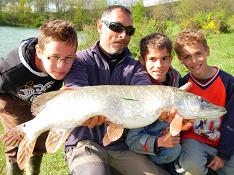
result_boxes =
[0,85,227,170]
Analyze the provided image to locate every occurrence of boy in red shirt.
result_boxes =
[175,29,234,175]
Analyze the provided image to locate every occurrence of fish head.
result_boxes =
[175,92,227,119]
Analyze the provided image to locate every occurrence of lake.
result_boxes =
[0,26,39,57]
[0,26,84,58]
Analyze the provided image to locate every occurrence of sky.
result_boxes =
[107,0,177,7]
[107,0,138,6]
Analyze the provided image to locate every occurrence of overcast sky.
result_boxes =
[107,0,138,6]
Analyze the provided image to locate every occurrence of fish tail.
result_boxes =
[0,125,25,148]
[17,135,36,170]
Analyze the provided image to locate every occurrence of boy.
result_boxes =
[174,29,234,175]
[126,33,182,169]
[0,19,77,175]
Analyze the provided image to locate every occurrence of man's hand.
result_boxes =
[60,86,76,90]
[83,116,106,128]
[207,156,225,171]
[157,132,180,148]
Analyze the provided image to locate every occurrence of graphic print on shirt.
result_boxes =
[193,118,220,141]
[17,80,55,102]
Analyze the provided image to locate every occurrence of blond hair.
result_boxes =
[174,29,208,57]
[38,19,77,50]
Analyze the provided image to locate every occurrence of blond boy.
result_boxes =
[175,29,234,175]
[0,19,77,175]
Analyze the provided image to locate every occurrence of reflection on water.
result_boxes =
[0,26,38,58]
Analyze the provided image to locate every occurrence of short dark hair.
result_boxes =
[174,29,208,58]
[140,32,172,62]
[38,19,77,50]
[101,5,132,20]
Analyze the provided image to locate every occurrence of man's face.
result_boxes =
[36,40,77,80]
[98,8,134,55]
[145,47,172,83]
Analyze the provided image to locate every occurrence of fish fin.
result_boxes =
[170,114,183,136]
[17,135,36,170]
[107,124,124,141]
[103,123,124,146]
[103,133,111,146]
[31,90,68,116]
[0,124,25,147]
[46,128,73,153]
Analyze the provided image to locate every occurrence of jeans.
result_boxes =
[178,139,234,175]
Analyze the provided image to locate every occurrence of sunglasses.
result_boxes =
[102,20,135,36]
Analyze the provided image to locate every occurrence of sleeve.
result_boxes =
[130,61,152,85]
[179,74,189,87]
[0,57,7,93]
[126,125,160,156]
[217,76,234,161]
[64,56,89,88]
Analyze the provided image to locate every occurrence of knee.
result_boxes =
[179,157,207,175]
[70,162,111,175]
[164,145,181,162]
[152,145,181,164]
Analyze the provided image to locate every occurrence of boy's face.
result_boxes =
[36,40,76,80]
[144,47,172,83]
[178,43,209,78]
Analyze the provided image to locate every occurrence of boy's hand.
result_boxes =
[207,156,225,171]
[181,120,194,131]
[180,82,192,91]
[157,132,180,148]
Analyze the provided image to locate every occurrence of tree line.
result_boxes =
[1,0,234,33]
[1,0,234,57]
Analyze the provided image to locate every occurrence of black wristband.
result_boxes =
[154,138,160,154]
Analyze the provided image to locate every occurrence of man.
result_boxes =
[64,5,169,175]
[0,19,77,175]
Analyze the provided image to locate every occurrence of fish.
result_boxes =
[0,85,227,170]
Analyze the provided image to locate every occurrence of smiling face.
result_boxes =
[145,47,172,83]
[178,43,210,78]
[97,8,133,54]
[36,39,76,80]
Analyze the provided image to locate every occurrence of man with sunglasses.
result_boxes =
[64,5,169,175]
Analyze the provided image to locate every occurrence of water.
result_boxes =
[0,26,84,58]
[0,26,38,57]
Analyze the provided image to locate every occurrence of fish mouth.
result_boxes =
[201,105,227,118]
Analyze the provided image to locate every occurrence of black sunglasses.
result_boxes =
[102,20,135,36]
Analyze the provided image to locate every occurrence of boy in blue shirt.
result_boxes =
[126,33,183,169]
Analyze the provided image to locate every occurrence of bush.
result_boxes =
[129,18,168,58]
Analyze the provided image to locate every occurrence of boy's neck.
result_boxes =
[190,66,218,82]
[35,54,45,73]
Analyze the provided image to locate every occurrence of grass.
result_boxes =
[0,32,234,174]
[0,124,68,175]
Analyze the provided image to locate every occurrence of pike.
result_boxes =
[0,85,226,170]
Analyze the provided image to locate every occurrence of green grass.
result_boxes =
[0,32,234,174]
[0,124,68,175]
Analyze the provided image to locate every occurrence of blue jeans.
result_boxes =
[150,144,181,165]
[179,139,234,175]
[148,120,181,165]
